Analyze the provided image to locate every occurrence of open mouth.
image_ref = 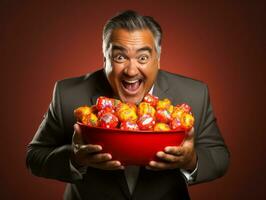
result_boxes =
[121,79,143,94]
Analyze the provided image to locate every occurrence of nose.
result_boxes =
[123,60,139,77]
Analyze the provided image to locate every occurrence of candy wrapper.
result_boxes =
[96,96,121,110]
[86,113,99,127]
[98,107,115,118]
[74,106,93,124]
[154,123,171,131]
[180,112,194,130]
[120,121,139,131]
[155,109,172,123]
[137,115,156,130]
[143,93,158,107]
[137,102,156,117]
[117,108,138,122]
[100,112,119,128]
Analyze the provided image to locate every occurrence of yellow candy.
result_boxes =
[154,123,171,131]
[180,113,195,129]
[137,102,156,117]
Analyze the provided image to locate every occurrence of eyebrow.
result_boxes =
[111,45,152,54]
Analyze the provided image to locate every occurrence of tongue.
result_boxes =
[124,81,140,91]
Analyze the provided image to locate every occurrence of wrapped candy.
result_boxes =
[155,109,172,123]
[113,98,122,108]
[86,113,99,127]
[156,98,172,110]
[143,93,159,107]
[179,103,191,113]
[170,118,182,131]
[171,103,192,119]
[154,123,171,131]
[180,112,194,130]
[137,102,156,117]
[98,107,115,118]
[100,112,119,128]
[126,103,137,113]
[120,121,139,131]
[137,115,156,130]
[74,106,93,124]
[117,108,138,122]
[96,96,115,110]
[116,102,137,113]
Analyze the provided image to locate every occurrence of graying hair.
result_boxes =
[102,10,162,57]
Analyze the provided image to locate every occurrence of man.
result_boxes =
[26,10,230,200]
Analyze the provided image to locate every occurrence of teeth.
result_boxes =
[124,79,139,84]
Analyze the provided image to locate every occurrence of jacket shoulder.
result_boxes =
[159,70,207,91]
[56,69,103,90]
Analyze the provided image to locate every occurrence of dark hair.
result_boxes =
[102,10,162,56]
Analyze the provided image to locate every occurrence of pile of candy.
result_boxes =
[74,94,194,131]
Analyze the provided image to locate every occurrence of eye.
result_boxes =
[113,54,127,63]
[138,55,149,64]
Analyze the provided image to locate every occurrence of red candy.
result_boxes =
[120,121,139,131]
[137,115,156,130]
[100,112,119,128]
[98,107,115,118]
[155,109,172,123]
[143,93,159,107]
[96,96,115,110]
[170,118,183,131]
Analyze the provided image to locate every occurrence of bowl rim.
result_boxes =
[77,122,188,134]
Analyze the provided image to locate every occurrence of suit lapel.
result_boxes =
[153,70,170,99]
[90,70,114,105]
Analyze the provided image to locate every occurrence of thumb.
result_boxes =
[73,123,85,145]
[185,127,194,140]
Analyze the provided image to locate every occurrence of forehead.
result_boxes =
[109,28,155,50]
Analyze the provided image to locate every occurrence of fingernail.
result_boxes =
[165,147,171,152]
[157,151,164,157]
[150,161,156,166]
[97,146,102,151]
[116,161,121,166]
[120,166,125,170]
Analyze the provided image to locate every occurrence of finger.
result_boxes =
[156,151,181,163]
[147,160,177,170]
[73,123,85,145]
[75,144,102,154]
[186,127,194,140]
[164,146,184,156]
[94,160,124,170]
[88,153,112,163]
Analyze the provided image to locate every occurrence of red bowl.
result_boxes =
[78,123,187,166]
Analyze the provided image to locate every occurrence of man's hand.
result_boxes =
[71,123,124,170]
[146,127,197,171]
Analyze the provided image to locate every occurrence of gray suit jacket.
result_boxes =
[26,69,229,200]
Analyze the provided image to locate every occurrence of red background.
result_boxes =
[1,1,265,199]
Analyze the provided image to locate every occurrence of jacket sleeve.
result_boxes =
[191,85,230,184]
[26,81,82,183]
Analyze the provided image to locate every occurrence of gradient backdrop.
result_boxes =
[1,1,265,199]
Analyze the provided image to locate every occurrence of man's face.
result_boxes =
[104,28,160,104]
